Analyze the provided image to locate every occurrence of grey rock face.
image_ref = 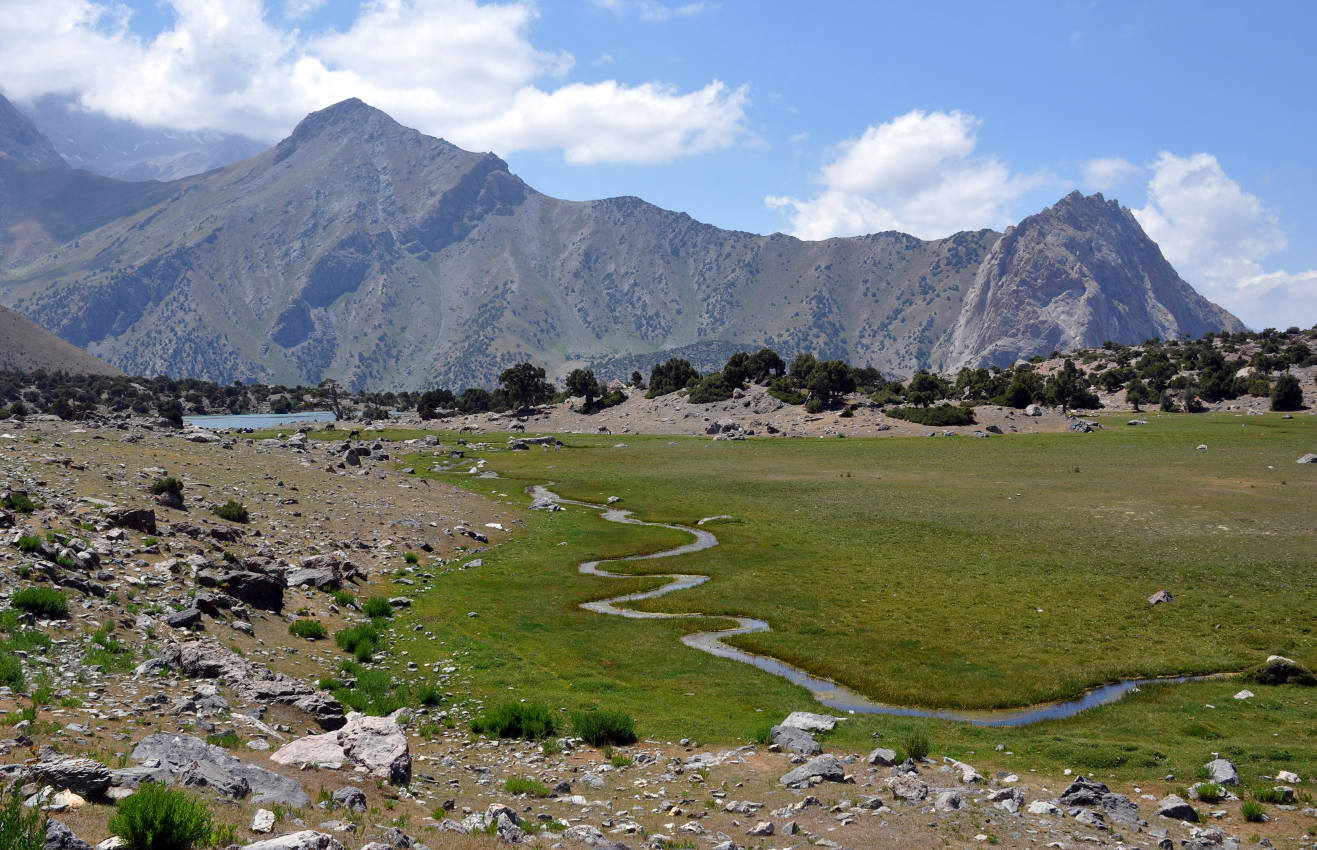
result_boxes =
[44,819,93,850]
[270,713,411,785]
[864,746,897,766]
[1203,758,1239,786]
[330,786,367,812]
[1059,775,1109,807]
[239,831,345,850]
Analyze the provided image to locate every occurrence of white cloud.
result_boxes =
[766,110,1048,240]
[1133,151,1317,330]
[594,0,718,21]
[0,0,747,164]
[1082,156,1140,192]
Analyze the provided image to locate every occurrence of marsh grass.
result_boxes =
[315,416,1316,780]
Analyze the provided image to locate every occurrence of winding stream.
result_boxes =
[530,484,1215,727]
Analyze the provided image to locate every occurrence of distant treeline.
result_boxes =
[2,326,1312,423]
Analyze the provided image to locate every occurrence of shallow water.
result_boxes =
[184,411,337,430]
[531,484,1212,726]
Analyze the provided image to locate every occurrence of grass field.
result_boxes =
[332,413,1317,781]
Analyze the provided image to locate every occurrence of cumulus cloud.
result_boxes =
[1082,156,1140,192]
[766,110,1048,240]
[0,0,747,164]
[594,0,718,21]
[1133,152,1316,330]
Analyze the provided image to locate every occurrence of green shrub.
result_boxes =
[1252,786,1287,804]
[362,597,393,619]
[504,777,552,797]
[330,589,355,607]
[1195,781,1223,803]
[0,656,23,691]
[750,724,773,745]
[472,701,556,740]
[86,627,136,673]
[901,729,931,761]
[335,623,380,661]
[0,781,47,850]
[416,685,443,706]
[288,619,328,640]
[1241,800,1265,822]
[0,493,36,514]
[886,404,976,426]
[108,782,212,850]
[330,664,409,716]
[571,709,637,747]
[11,587,68,619]
[402,552,419,565]
[149,477,183,497]
[15,536,41,554]
[205,731,240,749]
[211,499,249,523]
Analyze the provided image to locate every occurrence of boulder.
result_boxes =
[865,746,897,767]
[1059,775,1109,807]
[1148,590,1174,605]
[44,820,93,850]
[103,506,157,535]
[165,608,203,629]
[238,831,345,850]
[885,773,929,803]
[934,791,963,811]
[330,786,367,812]
[220,571,284,612]
[1203,758,1239,786]
[779,754,846,786]
[769,725,820,756]
[779,711,840,732]
[251,809,276,833]
[1156,794,1198,822]
[28,751,111,797]
[1101,792,1141,824]
[285,555,344,590]
[988,787,1023,813]
[270,713,410,785]
[130,734,309,807]
[1297,453,1317,464]
[562,824,608,845]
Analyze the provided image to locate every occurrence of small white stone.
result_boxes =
[251,808,276,833]
[1234,689,1255,700]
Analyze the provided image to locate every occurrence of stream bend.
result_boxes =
[530,484,1214,727]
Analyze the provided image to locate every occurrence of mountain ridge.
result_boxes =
[0,96,1245,389]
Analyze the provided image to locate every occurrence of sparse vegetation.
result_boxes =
[335,623,381,662]
[211,499,249,523]
[1242,800,1266,822]
[472,701,556,740]
[289,619,329,640]
[108,782,212,850]
[504,777,552,797]
[0,781,47,850]
[572,709,637,747]
[11,587,68,619]
[362,597,393,619]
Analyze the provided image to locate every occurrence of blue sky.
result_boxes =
[1,0,1313,329]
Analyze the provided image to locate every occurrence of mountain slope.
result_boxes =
[0,98,1245,389]
[944,191,1245,369]
[0,303,121,375]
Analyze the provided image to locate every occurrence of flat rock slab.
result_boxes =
[780,711,841,733]
[131,734,309,807]
[779,754,846,786]
[270,713,410,785]
[769,725,820,756]
[239,831,345,850]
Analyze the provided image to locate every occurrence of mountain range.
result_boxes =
[0,94,1244,389]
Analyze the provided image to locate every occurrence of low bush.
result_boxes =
[11,587,68,619]
[108,782,212,850]
[335,623,380,662]
[15,536,41,554]
[571,709,637,747]
[0,493,36,514]
[0,781,47,850]
[330,589,355,608]
[901,729,931,761]
[886,404,976,427]
[472,701,556,740]
[1241,800,1265,822]
[149,477,183,497]
[211,499,249,523]
[402,552,419,565]
[205,731,240,749]
[504,777,552,798]
[362,597,393,619]
[1195,781,1223,803]
[288,619,328,640]
[1252,786,1288,804]
[416,685,444,706]
[0,656,23,691]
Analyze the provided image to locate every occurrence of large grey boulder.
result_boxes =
[779,754,846,786]
[1101,792,1141,824]
[220,571,284,612]
[130,734,309,806]
[1156,794,1199,822]
[44,820,93,850]
[330,786,367,812]
[270,713,410,785]
[1059,775,1109,807]
[1203,758,1239,786]
[865,746,897,766]
[769,725,820,756]
[239,831,345,850]
[29,752,111,797]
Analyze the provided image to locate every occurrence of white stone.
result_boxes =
[251,808,276,833]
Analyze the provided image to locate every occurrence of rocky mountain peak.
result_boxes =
[0,91,68,169]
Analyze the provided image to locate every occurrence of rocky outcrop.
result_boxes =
[269,712,411,785]
[945,191,1245,371]
[128,733,310,806]
[156,639,344,729]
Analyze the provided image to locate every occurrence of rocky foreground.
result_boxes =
[0,416,1313,850]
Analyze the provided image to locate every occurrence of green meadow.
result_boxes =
[346,413,1316,780]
